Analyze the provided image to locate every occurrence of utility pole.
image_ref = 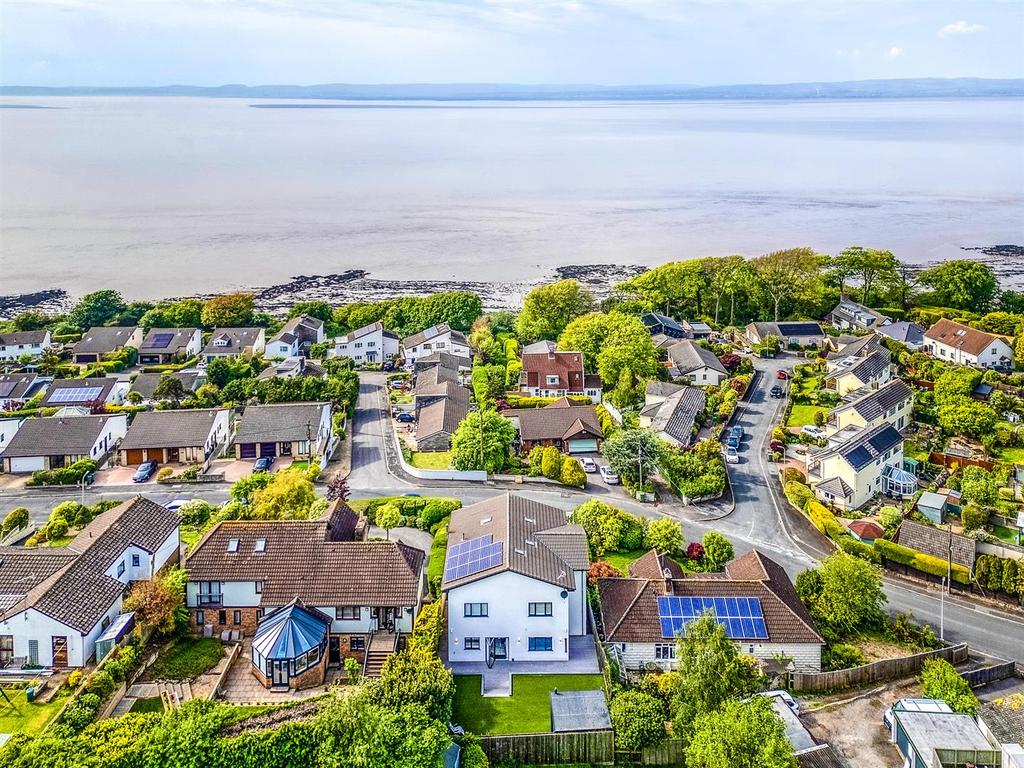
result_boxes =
[940,576,946,642]
[638,441,644,490]
[947,523,953,596]
[306,420,313,459]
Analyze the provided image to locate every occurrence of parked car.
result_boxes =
[382,361,395,372]
[253,456,274,472]
[396,412,415,423]
[725,446,739,464]
[132,461,158,483]
[599,465,620,484]
[389,380,407,390]
[402,492,421,497]
[729,425,744,440]
[581,457,598,473]
[776,370,788,380]
[800,425,824,438]
[769,384,784,398]
[758,690,800,717]
[726,435,740,449]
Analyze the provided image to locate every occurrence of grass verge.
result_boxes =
[410,451,453,470]
[147,637,224,680]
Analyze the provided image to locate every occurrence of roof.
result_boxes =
[916,491,949,511]
[415,363,461,395]
[73,326,139,355]
[827,332,884,361]
[925,318,1009,356]
[402,323,467,350]
[815,477,853,499]
[648,387,706,445]
[650,333,680,350]
[40,377,116,406]
[0,373,41,402]
[520,349,586,391]
[338,321,394,343]
[416,386,471,440]
[598,549,822,645]
[848,520,884,539]
[269,315,324,347]
[832,380,913,423]
[414,352,472,372]
[666,340,727,376]
[128,371,202,399]
[0,497,179,632]
[234,402,330,444]
[878,321,926,346]
[0,330,49,347]
[811,423,902,471]
[980,700,1024,746]
[201,327,264,356]
[256,357,326,381]
[1,413,121,457]
[828,299,890,328]
[138,328,198,354]
[186,519,424,606]
[895,519,976,568]
[121,408,226,449]
[522,340,556,354]
[795,745,847,768]
[549,690,612,732]
[831,349,891,385]
[252,598,331,661]
[324,500,362,542]
[443,494,588,590]
[642,312,684,334]
[504,400,603,443]
[749,321,824,340]
[645,381,687,399]
[628,549,687,580]
[893,700,994,755]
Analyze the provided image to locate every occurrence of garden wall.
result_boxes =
[390,428,486,482]
[477,731,614,765]
[960,660,1017,688]
[787,643,968,693]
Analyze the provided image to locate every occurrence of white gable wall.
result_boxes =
[615,640,822,673]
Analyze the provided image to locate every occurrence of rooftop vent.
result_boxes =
[514,548,526,556]
[480,516,492,525]
[524,516,536,525]
[526,539,537,547]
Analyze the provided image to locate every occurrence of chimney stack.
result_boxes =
[663,568,673,595]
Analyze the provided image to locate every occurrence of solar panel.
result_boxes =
[657,596,767,640]
[0,382,16,398]
[49,386,103,403]
[149,333,175,349]
[443,534,503,582]
[845,446,873,469]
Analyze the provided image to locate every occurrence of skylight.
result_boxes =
[227,539,239,553]
[254,539,266,552]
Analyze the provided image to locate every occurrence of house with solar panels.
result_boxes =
[825,299,891,331]
[39,376,127,408]
[825,379,914,437]
[745,321,825,349]
[442,494,591,665]
[597,549,823,672]
[401,323,471,366]
[824,333,894,395]
[806,423,907,511]
[0,414,127,473]
[137,328,202,365]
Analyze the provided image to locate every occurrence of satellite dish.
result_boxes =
[560,590,569,599]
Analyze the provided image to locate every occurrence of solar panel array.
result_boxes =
[0,382,16,398]
[149,333,175,349]
[444,534,503,582]
[48,386,103,403]
[657,596,768,640]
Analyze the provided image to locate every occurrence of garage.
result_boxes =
[75,354,99,364]
[238,443,257,459]
[567,439,599,454]
[124,449,147,465]
[9,456,45,473]
[259,442,278,458]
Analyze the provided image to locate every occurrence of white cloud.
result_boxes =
[939,20,985,37]
[886,46,904,59]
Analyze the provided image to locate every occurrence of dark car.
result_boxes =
[132,461,158,483]
[253,456,274,473]
[396,412,415,423]
[769,384,784,398]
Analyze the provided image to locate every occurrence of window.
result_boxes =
[116,560,125,577]
[198,581,222,604]
[464,637,480,650]
[131,554,140,567]
[256,608,264,621]
[546,375,560,386]
[528,602,553,617]
[196,610,205,625]
[227,539,239,553]
[28,639,39,666]
[528,637,553,652]
[464,603,488,617]
[254,539,266,553]
[354,342,363,348]
[255,582,262,594]
[350,636,365,651]
[367,341,376,347]
[101,616,110,631]
[232,610,241,625]
[655,643,675,660]
[338,606,360,620]
[218,610,227,625]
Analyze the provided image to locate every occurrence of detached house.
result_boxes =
[519,341,602,403]
[333,322,399,364]
[200,328,266,362]
[72,326,144,365]
[876,321,926,351]
[128,371,204,404]
[598,549,823,672]
[825,334,893,395]
[639,383,707,448]
[443,494,590,664]
[137,328,202,365]
[745,322,825,349]
[924,318,1014,370]
[1,414,127,473]
[119,408,231,466]
[416,385,471,452]
[0,373,49,409]
[641,313,686,339]
[266,315,326,359]
[234,402,334,467]
[256,357,326,381]
[826,299,890,331]
[504,398,604,454]
[0,330,51,361]
[40,376,127,408]
[665,340,728,386]
[401,323,470,365]
[807,423,909,511]
[0,497,180,668]
[825,379,913,437]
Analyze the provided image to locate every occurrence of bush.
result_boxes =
[84,670,115,699]
[177,499,214,527]
[823,643,865,671]
[560,457,586,488]
[783,481,814,511]
[67,669,83,688]
[609,690,666,751]
[782,467,806,484]
[588,560,623,585]
[156,467,175,480]
[960,502,990,532]
[875,539,971,584]
[878,505,903,533]
[804,500,846,540]
[921,658,979,715]
[45,517,69,540]
[541,446,563,480]
[1,506,30,536]
[685,542,704,561]
[62,700,98,732]
[645,518,684,557]
[701,531,734,571]
[836,535,881,563]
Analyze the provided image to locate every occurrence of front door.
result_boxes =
[167,447,180,463]
[485,637,508,667]
[280,442,293,456]
[271,660,288,686]
[375,607,396,632]
[51,636,68,668]
[328,637,341,665]
[0,635,13,666]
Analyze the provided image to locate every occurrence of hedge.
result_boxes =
[836,535,881,563]
[503,394,592,409]
[874,539,971,584]
[805,500,847,540]
[355,496,461,529]
[783,481,815,511]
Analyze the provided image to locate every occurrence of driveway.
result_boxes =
[93,465,159,487]
[209,458,257,483]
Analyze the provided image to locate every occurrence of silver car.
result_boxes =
[581,457,598,473]
[599,465,620,484]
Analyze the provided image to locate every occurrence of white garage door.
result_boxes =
[9,456,45,473]
[567,439,599,454]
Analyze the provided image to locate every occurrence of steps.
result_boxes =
[362,631,399,678]
[157,680,193,709]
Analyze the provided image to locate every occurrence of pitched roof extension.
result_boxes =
[895,519,976,568]
[666,340,728,376]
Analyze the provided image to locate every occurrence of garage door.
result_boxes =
[259,442,278,458]
[567,439,599,454]
[9,456,45,473]
[238,443,257,459]
[76,353,98,364]
[124,449,146,465]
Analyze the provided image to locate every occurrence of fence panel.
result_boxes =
[638,738,687,766]
[789,644,968,693]
[478,731,614,766]
[961,661,1017,688]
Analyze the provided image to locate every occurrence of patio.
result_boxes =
[216,641,343,705]
[446,635,600,697]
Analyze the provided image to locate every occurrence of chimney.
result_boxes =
[663,568,673,595]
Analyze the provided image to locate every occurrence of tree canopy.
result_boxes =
[919,260,998,313]
[201,293,255,328]
[685,697,797,768]
[70,290,126,329]
[602,429,664,489]
[516,279,596,340]
[450,409,516,473]
[558,312,658,406]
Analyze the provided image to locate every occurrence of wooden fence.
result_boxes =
[961,661,1018,688]
[928,452,995,471]
[788,643,969,693]
[478,731,614,766]
[637,738,687,766]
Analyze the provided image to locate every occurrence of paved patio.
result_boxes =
[446,635,600,697]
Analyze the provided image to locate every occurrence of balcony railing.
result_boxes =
[197,594,223,606]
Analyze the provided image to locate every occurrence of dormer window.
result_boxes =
[227,539,239,553]
[546,375,560,386]
[254,539,266,553]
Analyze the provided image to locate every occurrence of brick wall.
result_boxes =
[192,606,261,637]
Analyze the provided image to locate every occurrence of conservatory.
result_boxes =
[882,464,917,498]
[251,598,331,690]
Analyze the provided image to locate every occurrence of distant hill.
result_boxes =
[2,78,1023,101]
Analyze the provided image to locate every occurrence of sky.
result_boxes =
[1,0,1022,87]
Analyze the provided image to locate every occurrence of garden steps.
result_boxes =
[157,680,193,709]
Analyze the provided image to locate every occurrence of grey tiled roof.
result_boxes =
[73,326,139,355]
[269,315,323,346]
[828,299,889,328]
[1,414,121,457]
[649,387,706,445]
[666,340,727,376]
[40,377,116,406]
[200,327,263,356]
[0,373,41,401]
[416,386,471,440]
[0,330,49,346]
[504,401,603,443]
[234,402,329,444]
[129,371,201,399]
[877,321,925,346]
[645,381,687,399]
[834,380,913,423]
[895,519,975,568]
[121,408,226,449]
[815,476,853,498]
[402,323,467,349]
[826,332,884,361]
[139,328,199,355]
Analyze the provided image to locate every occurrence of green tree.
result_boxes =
[153,375,187,405]
[686,697,797,768]
[450,409,516,473]
[919,260,998,312]
[920,658,979,714]
[1,507,29,536]
[938,398,998,438]
[289,300,333,323]
[139,298,204,331]
[516,279,595,340]
[645,517,684,556]
[69,289,126,329]
[541,446,564,480]
[959,466,998,507]
[609,690,666,751]
[601,429,664,489]
[376,503,402,540]
[829,246,898,305]
[750,248,827,321]
[878,505,904,533]
[123,567,187,635]
[247,470,319,519]
[201,293,255,328]
[802,552,886,639]
[373,646,456,722]
[701,531,734,570]
[934,367,982,406]
[558,312,658,405]
[560,456,586,488]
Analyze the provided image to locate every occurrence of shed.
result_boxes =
[916,491,948,525]
[549,689,612,733]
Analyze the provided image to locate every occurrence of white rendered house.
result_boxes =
[401,324,471,366]
[333,322,400,364]
[924,318,1014,370]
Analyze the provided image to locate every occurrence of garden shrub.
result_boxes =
[156,467,175,481]
[876,540,971,584]
[66,669,83,688]
[782,467,806,484]
[560,457,586,488]
[783,481,814,511]
[874,539,917,566]
[587,561,622,585]
[540,446,563,480]
[823,643,865,671]
[804,500,846,540]
[84,670,115,699]
[836,535,881,563]
[960,502,990,532]
[609,690,666,751]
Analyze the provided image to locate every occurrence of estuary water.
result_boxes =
[1,96,1022,300]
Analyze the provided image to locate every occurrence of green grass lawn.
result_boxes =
[129,696,165,714]
[453,674,605,735]
[902,439,930,462]
[287,460,310,471]
[147,637,224,680]
[179,526,203,554]
[995,446,1024,464]
[793,376,823,395]
[603,549,648,574]
[410,451,453,470]
[787,404,826,429]
[0,686,71,736]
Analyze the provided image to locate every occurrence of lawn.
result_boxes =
[410,451,453,470]
[995,446,1024,464]
[147,637,224,680]
[792,376,823,396]
[603,549,649,574]
[129,696,165,714]
[787,404,826,429]
[179,526,203,553]
[0,685,71,736]
[287,460,310,471]
[453,674,605,735]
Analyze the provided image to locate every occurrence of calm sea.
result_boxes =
[1,97,1022,300]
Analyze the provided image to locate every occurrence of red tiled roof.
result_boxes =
[849,520,884,540]
[521,350,585,390]
[924,318,1008,356]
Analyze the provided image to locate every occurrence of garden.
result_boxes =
[0,683,72,736]
[452,674,605,735]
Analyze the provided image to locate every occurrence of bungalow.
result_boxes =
[415,385,471,452]
[400,323,471,365]
[0,372,49,409]
[807,423,906,511]
[332,321,399,364]
[71,326,144,365]
[519,342,603,403]
[234,401,334,466]
[256,356,326,381]
[924,318,1014,370]
[0,330,51,361]
[128,371,204,404]
[665,340,728,386]
[184,502,424,687]
[200,328,266,362]
[504,398,604,454]
[40,376,127,407]
[745,322,825,349]
[119,408,231,466]
[443,494,590,664]
[825,379,914,437]
[597,549,823,672]
[0,497,179,668]
[895,519,976,570]
[639,383,707,448]
[0,413,128,473]
[824,334,893,395]
[414,352,472,375]
[265,315,326,359]
[825,299,890,331]
[876,321,926,351]
[137,328,203,365]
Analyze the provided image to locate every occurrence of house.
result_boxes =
[597,549,824,672]
[924,318,1014,370]
[333,321,399,364]
[414,352,473,375]
[519,343,603,403]
[200,327,266,362]
[183,503,424,687]
[825,379,914,437]
[233,402,334,467]
[877,321,927,351]
[137,328,203,365]
[442,494,590,664]
[0,330,52,361]
[665,340,729,386]
[256,356,326,381]
[886,699,1001,768]
[119,408,231,466]
[414,361,464,404]
[0,497,179,668]
[128,371,204,404]
[415,385,471,452]
[848,520,885,543]
[71,326,144,364]
[826,299,891,331]
[824,333,892,395]
[895,519,976,569]
[807,423,906,511]
[1,414,127,473]
[265,315,326,359]
[639,385,707,447]
[40,376,127,407]
[641,313,686,339]
[0,372,49,409]
[0,418,24,459]
[745,321,825,349]
[504,398,604,454]
[915,488,962,525]
[401,323,471,365]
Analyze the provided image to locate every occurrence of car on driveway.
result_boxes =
[581,457,598,473]
[396,412,415,423]
[769,384,784,398]
[253,456,274,473]
[599,465,619,484]
[132,461,158,483]
[800,425,824,438]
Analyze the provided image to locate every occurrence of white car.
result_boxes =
[725,446,739,464]
[800,425,824,438]
[581,457,598,473]
[759,690,800,717]
[599,465,620,484]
